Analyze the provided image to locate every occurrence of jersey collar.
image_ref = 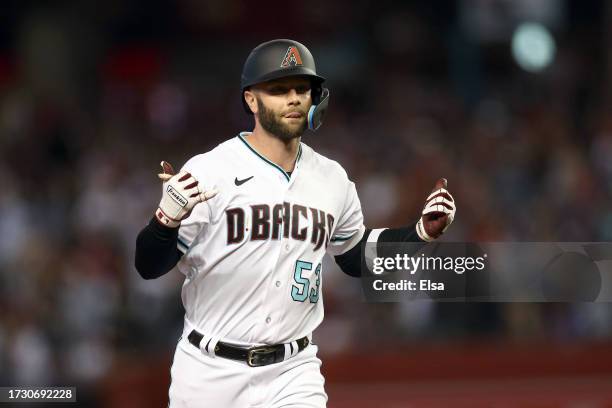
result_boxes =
[237,132,302,182]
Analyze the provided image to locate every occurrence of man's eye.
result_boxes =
[267,86,309,94]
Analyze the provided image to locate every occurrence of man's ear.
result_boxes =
[244,89,258,114]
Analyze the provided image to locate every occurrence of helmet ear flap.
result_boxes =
[311,80,323,105]
[308,87,329,131]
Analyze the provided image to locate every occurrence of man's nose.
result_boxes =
[287,88,300,104]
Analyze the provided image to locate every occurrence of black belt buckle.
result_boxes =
[247,346,278,367]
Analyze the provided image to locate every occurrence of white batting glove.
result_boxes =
[155,161,218,228]
[416,178,456,242]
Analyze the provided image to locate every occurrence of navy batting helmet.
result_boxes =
[240,39,329,131]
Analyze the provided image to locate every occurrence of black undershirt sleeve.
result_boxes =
[333,231,367,278]
[333,222,425,278]
[378,223,424,243]
[135,217,183,280]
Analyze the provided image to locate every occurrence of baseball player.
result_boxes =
[135,39,456,408]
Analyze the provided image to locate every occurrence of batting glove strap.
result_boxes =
[156,207,181,228]
[416,218,434,242]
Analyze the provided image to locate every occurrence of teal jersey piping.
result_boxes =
[237,132,302,182]
[177,237,189,253]
[330,233,355,242]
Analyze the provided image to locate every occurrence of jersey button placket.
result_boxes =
[267,189,291,338]
[260,186,285,334]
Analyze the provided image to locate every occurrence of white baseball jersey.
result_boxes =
[174,132,365,346]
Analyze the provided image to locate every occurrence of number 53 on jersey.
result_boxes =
[292,260,321,303]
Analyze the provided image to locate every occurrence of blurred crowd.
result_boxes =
[1,0,612,395]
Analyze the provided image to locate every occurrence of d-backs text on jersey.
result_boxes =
[226,202,334,250]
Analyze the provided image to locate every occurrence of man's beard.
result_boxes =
[256,96,307,141]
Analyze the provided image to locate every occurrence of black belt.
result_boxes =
[187,330,310,367]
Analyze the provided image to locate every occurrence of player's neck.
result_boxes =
[246,127,301,172]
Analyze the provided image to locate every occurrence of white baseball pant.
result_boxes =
[168,330,327,407]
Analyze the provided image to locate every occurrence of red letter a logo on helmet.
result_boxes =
[280,46,303,68]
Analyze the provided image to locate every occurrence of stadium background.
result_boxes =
[1,0,612,406]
